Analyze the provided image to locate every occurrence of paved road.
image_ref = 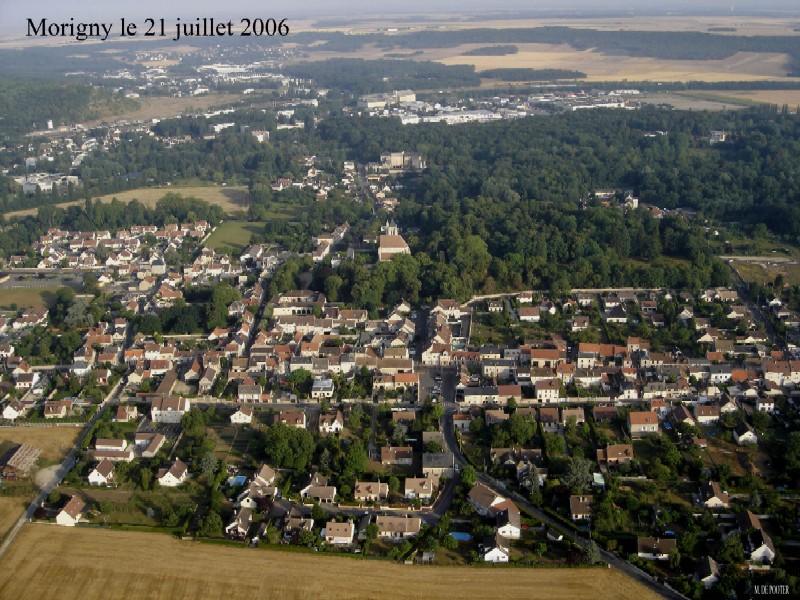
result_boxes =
[0,380,123,558]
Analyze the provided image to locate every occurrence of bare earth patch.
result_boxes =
[0,525,661,600]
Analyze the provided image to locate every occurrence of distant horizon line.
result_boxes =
[1,7,799,38]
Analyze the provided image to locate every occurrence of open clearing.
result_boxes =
[85,93,247,126]
[205,221,265,254]
[0,525,660,600]
[730,260,800,287]
[4,185,250,219]
[0,287,59,310]
[0,426,80,465]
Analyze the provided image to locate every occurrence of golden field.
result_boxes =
[0,525,661,600]
[0,426,80,464]
[4,185,250,219]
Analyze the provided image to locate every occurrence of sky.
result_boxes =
[4,0,800,22]
[2,1,798,34]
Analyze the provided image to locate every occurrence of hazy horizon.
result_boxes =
[3,0,800,27]
[2,1,799,38]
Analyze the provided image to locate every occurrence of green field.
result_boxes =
[0,287,59,309]
[205,221,265,254]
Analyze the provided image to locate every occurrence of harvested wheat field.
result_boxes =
[438,44,798,83]
[0,497,28,541]
[0,426,80,464]
[0,525,660,600]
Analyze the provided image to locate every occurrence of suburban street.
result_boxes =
[0,380,124,558]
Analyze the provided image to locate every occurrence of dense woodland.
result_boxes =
[281,59,481,94]
[0,80,137,136]
[3,97,800,308]
[480,68,587,81]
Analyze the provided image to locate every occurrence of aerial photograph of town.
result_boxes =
[0,0,798,598]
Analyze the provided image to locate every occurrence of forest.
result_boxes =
[480,68,586,81]
[281,59,480,94]
[0,80,138,136]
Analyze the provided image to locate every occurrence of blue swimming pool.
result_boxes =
[226,475,247,487]
[450,532,472,541]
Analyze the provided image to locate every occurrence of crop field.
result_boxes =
[205,221,265,254]
[0,426,80,465]
[438,45,797,83]
[0,525,661,600]
[4,186,251,219]
[0,496,28,542]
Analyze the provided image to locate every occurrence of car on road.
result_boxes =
[432,386,441,395]
[433,374,442,382]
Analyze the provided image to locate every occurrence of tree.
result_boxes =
[388,476,400,495]
[584,540,601,565]
[460,465,477,487]
[198,510,223,537]
[562,457,594,493]
[717,533,744,565]
[669,548,681,569]
[343,440,368,476]
[265,525,281,544]
[264,423,315,470]
[311,503,327,522]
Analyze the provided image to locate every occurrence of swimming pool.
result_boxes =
[450,532,472,541]
[226,475,247,487]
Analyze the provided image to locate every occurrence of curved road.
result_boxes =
[440,396,688,600]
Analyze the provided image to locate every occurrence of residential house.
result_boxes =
[150,396,190,424]
[405,476,438,501]
[569,495,593,521]
[2,399,27,421]
[157,459,188,487]
[355,481,389,502]
[734,422,758,445]
[627,411,659,437]
[325,520,355,545]
[468,483,506,516]
[230,405,254,425]
[56,495,86,527]
[699,481,729,508]
[535,378,561,403]
[87,459,115,486]
[277,410,306,429]
[596,444,634,467]
[694,404,720,425]
[483,534,511,563]
[422,452,454,478]
[696,556,721,589]
[381,446,413,466]
[225,508,253,539]
[318,411,344,435]
[376,515,421,541]
[637,537,677,561]
[496,506,521,540]
[134,433,166,458]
